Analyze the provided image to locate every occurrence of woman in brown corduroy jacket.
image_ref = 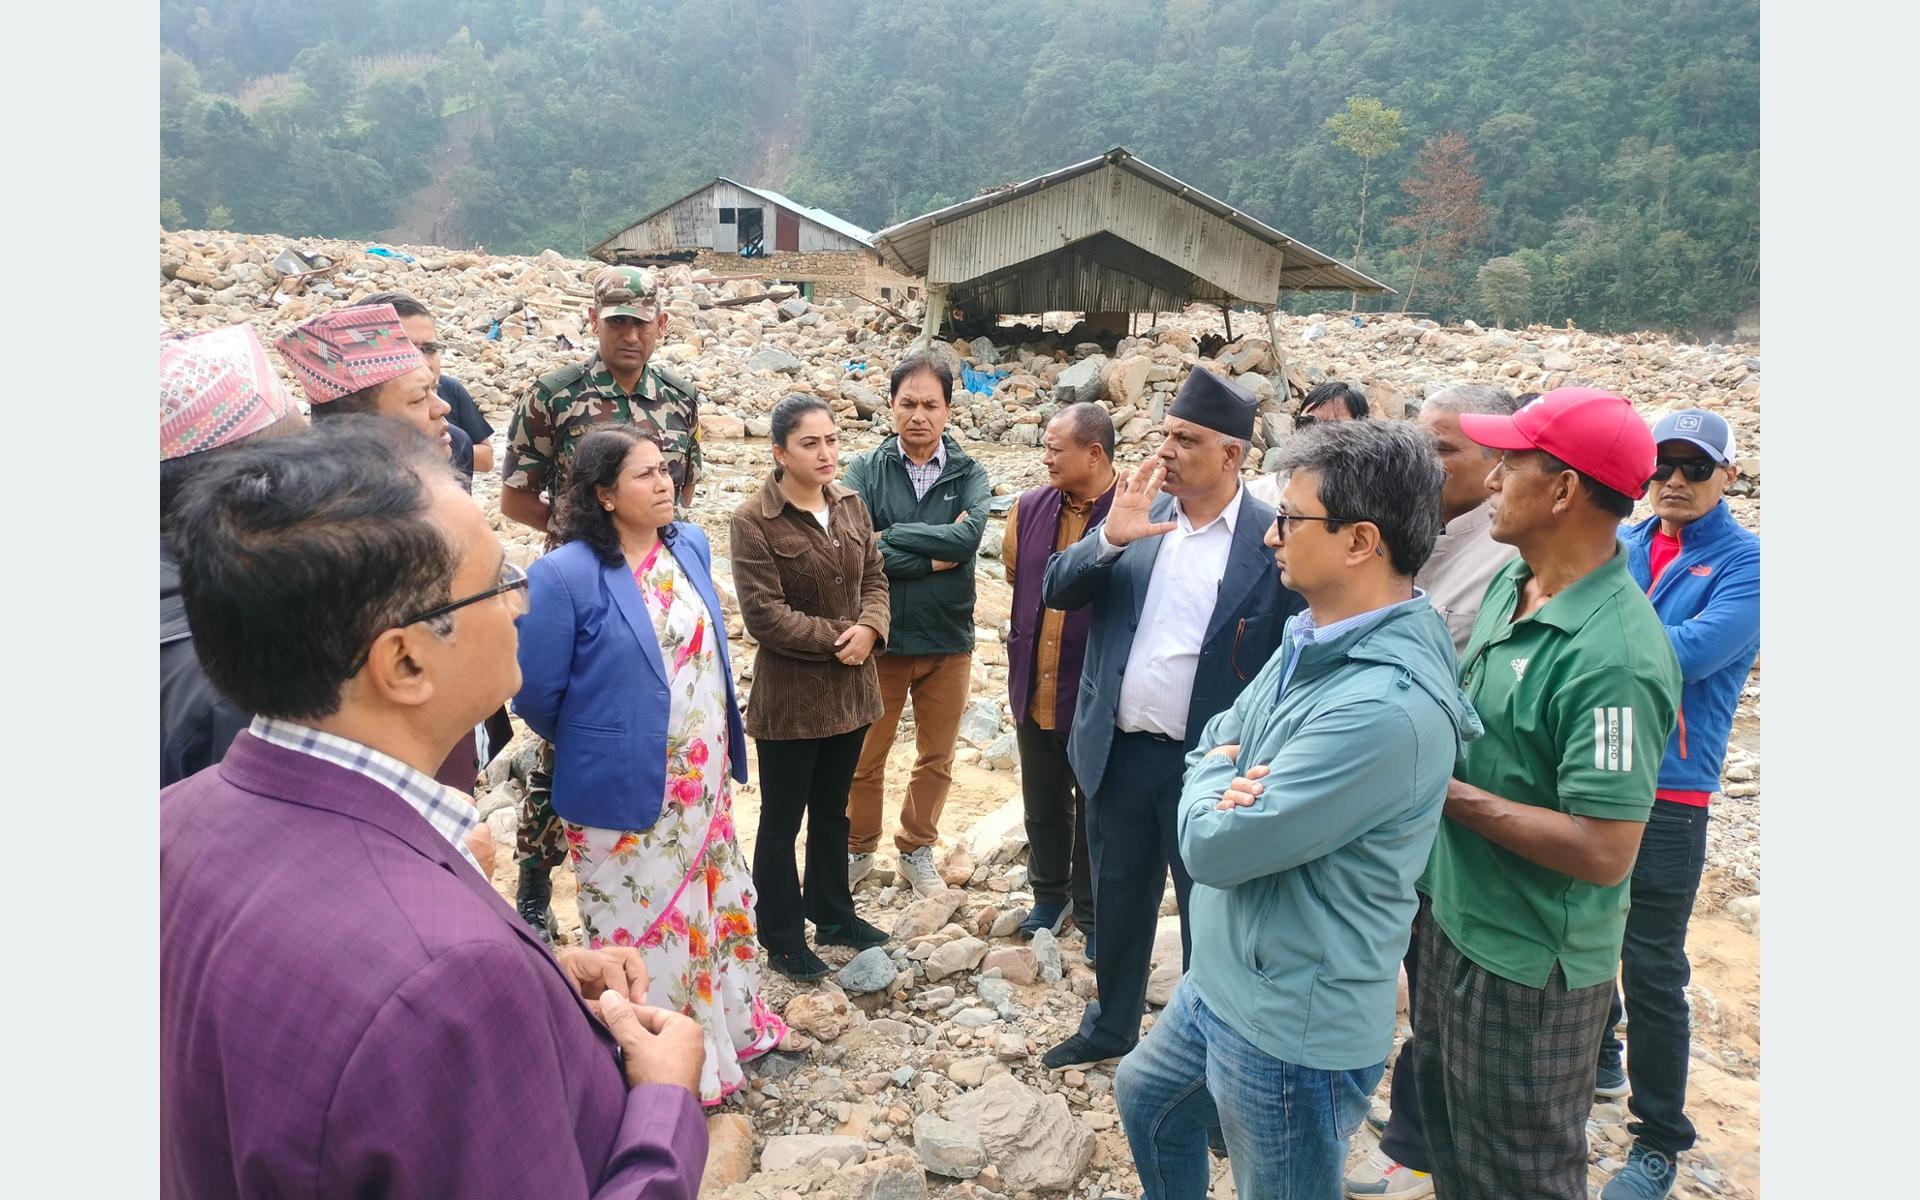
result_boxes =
[729,394,892,980]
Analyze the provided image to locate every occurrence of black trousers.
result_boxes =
[1376,924,1431,1172]
[752,726,868,955]
[1077,730,1193,1050]
[1015,717,1096,935]
[1598,799,1712,1154]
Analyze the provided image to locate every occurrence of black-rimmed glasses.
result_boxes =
[347,560,529,676]
[401,559,530,627]
[1272,510,1369,537]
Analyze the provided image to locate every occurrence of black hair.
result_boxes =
[888,351,953,405]
[311,384,385,417]
[1054,401,1115,460]
[171,418,460,721]
[770,393,835,446]
[554,426,674,565]
[1276,420,1446,576]
[1538,452,1637,519]
[1302,380,1370,420]
[359,291,432,320]
[160,413,306,530]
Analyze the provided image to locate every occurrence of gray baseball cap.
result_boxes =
[1650,408,1735,464]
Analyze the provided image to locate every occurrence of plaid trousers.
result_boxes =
[1410,899,1614,1200]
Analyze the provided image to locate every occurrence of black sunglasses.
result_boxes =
[1648,458,1719,484]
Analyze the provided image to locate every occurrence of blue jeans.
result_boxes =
[1116,978,1384,1199]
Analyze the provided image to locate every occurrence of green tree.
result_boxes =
[1324,95,1405,307]
[1477,255,1532,328]
[206,204,233,230]
[160,196,186,229]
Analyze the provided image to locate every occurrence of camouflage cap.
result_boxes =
[591,265,662,321]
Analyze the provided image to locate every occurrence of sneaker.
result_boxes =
[1344,1148,1434,1198]
[1041,1033,1129,1071]
[1019,901,1071,938]
[848,851,875,889]
[768,946,832,982]
[816,916,889,950]
[1599,1144,1677,1200]
[1594,1061,1630,1099]
[897,845,944,898]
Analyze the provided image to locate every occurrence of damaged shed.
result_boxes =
[871,146,1388,341]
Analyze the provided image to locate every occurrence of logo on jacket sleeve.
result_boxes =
[1690,564,1713,576]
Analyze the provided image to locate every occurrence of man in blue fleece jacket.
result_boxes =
[1595,408,1761,1200]
[1113,421,1480,1200]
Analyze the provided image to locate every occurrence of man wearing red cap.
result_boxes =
[1410,388,1680,1200]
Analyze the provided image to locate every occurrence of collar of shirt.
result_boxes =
[249,717,482,874]
[1294,588,1427,646]
[1440,499,1493,541]
[1173,486,1244,536]
[901,439,947,471]
[1279,589,1425,698]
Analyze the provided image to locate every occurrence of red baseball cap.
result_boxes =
[1458,387,1656,499]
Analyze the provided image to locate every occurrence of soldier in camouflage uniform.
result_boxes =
[500,264,705,937]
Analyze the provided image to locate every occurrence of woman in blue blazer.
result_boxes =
[514,426,795,1106]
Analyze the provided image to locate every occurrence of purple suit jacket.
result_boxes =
[160,732,707,1198]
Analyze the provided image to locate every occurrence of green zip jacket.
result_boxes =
[1179,596,1482,1071]
[842,433,992,657]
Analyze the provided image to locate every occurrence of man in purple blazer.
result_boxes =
[160,419,709,1198]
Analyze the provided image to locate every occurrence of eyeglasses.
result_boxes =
[1273,510,1369,537]
[346,560,529,676]
[1648,458,1719,484]
[401,559,530,626]
[415,341,446,356]
[1293,414,1317,429]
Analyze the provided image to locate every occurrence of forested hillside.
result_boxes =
[159,0,1758,333]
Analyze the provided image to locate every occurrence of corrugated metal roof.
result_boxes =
[722,179,875,247]
[871,147,1388,307]
[588,178,874,257]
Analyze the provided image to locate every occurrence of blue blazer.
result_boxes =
[513,525,749,831]
[1042,489,1304,799]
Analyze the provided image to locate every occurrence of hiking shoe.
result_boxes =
[1599,1144,1677,1200]
[847,851,875,889]
[1344,1148,1434,1197]
[1595,1061,1630,1099]
[1041,1033,1130,1071]
[515,863,555,943]
[1019,901,1071,938]
[816,917,889,950]
[768,946,832,982]
[897,845,944,897]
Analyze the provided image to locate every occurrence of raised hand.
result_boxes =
[1102,460,1179,547]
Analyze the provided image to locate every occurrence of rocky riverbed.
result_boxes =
[162,229,1763,1198]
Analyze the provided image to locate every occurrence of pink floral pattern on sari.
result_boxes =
[569,541,785,1104]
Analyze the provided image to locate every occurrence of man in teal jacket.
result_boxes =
[1115,421,1479,1200]
[842,352,992,896]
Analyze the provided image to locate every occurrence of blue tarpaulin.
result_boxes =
[961,366,1009,396]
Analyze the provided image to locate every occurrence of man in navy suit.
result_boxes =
[1039,368,1305,1071]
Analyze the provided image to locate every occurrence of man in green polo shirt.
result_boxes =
[1410,388,1680,1200]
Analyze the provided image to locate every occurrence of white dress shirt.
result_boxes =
[1102,487,1246,739]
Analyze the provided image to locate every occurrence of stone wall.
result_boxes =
[689,248,920,303]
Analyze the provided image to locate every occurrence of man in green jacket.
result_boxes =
[1115,421,1478,1200]
[842,352,991,897]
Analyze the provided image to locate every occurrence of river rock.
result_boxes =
[912,1112,988,1178]
[941,1074,1094,1193]
[761,1133,869,1172]
[838,946,898,994]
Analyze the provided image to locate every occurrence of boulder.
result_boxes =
[844,382,884,418]
[912,1113,988,1178]
[1106,355,1154,409]
[981,946,1039,985]
[700,414,747,439]
[1053,355,1107,404]
[925,936,990,981]
[940,1074,1094,1193]
[784,986,855,1041]
[760,1133,869,1172]
[701,1112,756,1190]
[747,346,805,374]
[838,946,898,994]
[893,889,965,941]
